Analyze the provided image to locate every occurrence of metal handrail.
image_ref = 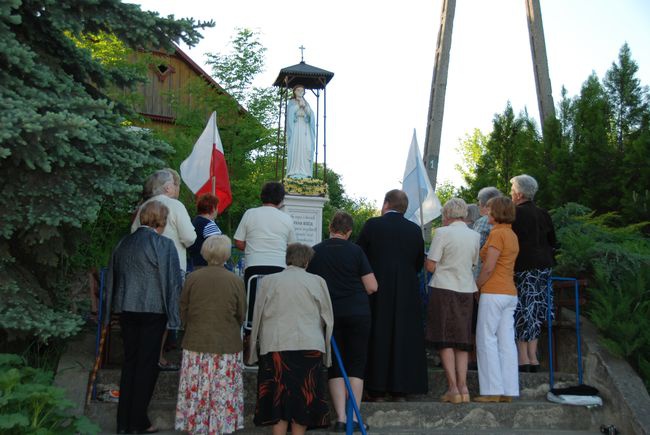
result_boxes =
[330,336,367,435]
[547,276,584,388]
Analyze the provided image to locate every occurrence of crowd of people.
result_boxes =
[105,170,556,434]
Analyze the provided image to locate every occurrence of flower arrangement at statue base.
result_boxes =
[283,177,328,197]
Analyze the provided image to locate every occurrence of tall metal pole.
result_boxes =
[423,0,456,191]
[525,0,556,126]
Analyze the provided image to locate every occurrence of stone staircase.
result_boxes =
[87,366,604,434]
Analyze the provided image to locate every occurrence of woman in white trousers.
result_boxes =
[474,197,520,403]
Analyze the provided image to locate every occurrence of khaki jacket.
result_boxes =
[180,265,246,355]
[248,266,333,366]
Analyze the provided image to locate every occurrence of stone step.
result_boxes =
[94,367,579,402]
[102,430,600,435]
[88,398,602,433]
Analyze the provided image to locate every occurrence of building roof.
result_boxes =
[273,61,334,90]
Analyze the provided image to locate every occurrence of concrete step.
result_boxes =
[102,430,600,435]
[88,398,603,434]
[94,367,580,402]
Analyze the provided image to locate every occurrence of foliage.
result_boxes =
[318,167,378,240]
[459,44,650,219]
[551,203,650,389]
[0,0,209,342]
[0,353,100,434]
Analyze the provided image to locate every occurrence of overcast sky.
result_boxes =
[131,0,650,208]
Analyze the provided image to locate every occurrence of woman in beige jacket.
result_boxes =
[248,243,334,435]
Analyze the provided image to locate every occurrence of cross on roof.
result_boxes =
[299,45,305,62]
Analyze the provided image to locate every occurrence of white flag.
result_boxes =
[180,112,232,213]
[402,130,441,226]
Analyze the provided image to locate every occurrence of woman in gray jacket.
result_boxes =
[106,200,181,434]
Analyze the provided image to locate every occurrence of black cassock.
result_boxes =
[357,212,428,394]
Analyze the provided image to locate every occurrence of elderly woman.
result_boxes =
[425,198,480,404]
[248,243,334,435]
[175,235,246,434]
[474,197,520,403]
[106,200,181,434]
[307,211,377,432]
[510,174,557,373]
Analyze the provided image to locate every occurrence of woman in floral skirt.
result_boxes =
[175,235,247,434]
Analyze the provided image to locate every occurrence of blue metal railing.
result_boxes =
[330,336,367,435]
[547,276,584,388]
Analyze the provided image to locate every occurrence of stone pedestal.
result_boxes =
[282,195,328,246]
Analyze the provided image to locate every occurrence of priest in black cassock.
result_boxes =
[357,189,428,400]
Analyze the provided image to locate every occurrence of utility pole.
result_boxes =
[525,0,555,125]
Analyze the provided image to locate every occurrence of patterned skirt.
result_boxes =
[175,350,244,435]
[514,268,554,341]
[254,350,329,428]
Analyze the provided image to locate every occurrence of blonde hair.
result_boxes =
[201,235,232,265]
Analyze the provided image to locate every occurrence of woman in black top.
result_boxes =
[510,174,557,373]
[307,211,377,432]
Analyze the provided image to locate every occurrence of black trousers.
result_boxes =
[117,311,167,432]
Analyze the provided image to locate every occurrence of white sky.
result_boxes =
[131,0,650,208]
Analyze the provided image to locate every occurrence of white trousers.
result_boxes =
[476,293,519,396]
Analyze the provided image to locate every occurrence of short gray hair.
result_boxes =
[477,186,502,207]
[442,198,468,220]
[286,243,314,268]
[150,170,174,196]
[201,235,232,265]
[510,174,538,200]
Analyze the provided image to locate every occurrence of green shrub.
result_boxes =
[551,203,650,390]
[0,354,99,434]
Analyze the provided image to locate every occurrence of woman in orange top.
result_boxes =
[474,197,520,403]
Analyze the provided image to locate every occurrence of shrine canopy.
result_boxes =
[273,61,334,90]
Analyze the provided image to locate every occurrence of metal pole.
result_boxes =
[275,87,284,181]
[314,89,320,178]
[323,85,327,183]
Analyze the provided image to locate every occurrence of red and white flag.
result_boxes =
[180,112,232,214]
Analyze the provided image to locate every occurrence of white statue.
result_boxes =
[286,85,315,179]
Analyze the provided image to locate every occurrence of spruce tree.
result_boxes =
[571,74,618,213]
[0,0,210,341]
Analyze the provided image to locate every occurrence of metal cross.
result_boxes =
[299,45,305,62]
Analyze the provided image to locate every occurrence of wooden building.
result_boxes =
[132,43,233,124]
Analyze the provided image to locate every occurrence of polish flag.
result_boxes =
[180,112,232,214]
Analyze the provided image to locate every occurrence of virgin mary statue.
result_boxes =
[285,84,315,179]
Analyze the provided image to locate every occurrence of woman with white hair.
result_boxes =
[175,235,246,434]
[425,198,480,404]
[509,174,557,373]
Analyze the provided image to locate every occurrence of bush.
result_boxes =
[551,203,650,389]
[0,354,99,434]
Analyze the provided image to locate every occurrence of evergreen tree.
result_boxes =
[604,44,650,223]
[571,73,618,212]
[472,103,540,195]
[604,43,649,152]
[0,0,209,341]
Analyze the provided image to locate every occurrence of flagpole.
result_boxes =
[211,113,216,195]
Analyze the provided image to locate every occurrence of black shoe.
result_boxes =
[518,364,530,373]
[529,363,540,373]
[353,421,369,432]
[332,421,369,432]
